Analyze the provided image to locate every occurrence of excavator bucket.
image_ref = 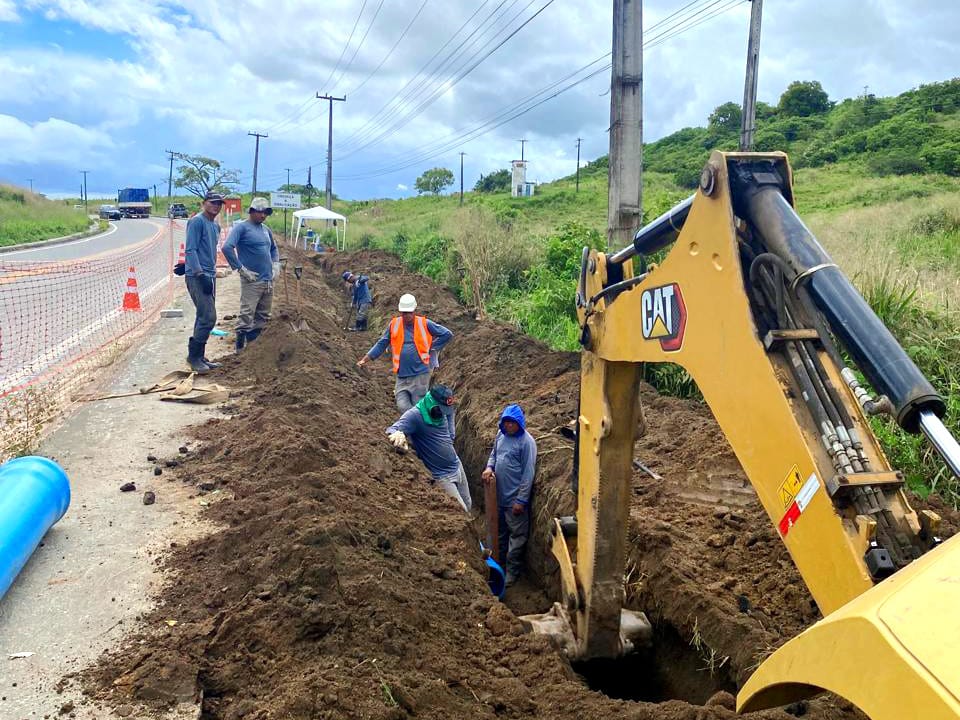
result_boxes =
[738,530,960,718]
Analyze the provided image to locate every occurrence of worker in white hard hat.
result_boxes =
[357,293,453,411]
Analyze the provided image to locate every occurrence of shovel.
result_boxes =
[279,257,289,304]
[291,265,310,332]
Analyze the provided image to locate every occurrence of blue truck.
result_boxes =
[117,188,151,218]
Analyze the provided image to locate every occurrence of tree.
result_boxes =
[414,167,455,195]
[778,80,832,117]
[708,102,742,131]
[173,153,241,199]
[473,168,511,193]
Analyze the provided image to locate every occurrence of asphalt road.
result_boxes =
[2,216,167,262]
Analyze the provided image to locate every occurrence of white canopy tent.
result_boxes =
[292,205,348,251]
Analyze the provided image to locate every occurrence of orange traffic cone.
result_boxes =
[122,266,142,311]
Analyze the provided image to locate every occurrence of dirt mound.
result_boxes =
[86,248,953,720]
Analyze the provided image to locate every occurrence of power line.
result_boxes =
[320,0,370,94]
[349,0,431,96]
[330,0,387,91]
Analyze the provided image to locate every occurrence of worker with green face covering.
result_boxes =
[385,385,471,512]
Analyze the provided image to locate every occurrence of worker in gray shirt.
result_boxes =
[386,385,471,512]
[482,404,537,586]
[183,191,225,373]
[222,197,279,352]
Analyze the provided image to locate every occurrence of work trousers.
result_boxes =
[185,274,216,344]
[394,372,430,412]
[237,276,273,333]
[497,504,530,579]
[435,461,472,512]
[355,301,371,328]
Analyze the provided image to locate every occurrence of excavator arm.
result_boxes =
[523,151,960,719]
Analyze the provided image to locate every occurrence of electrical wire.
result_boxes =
[329,0,387,91]
[319,0,370,94]
[349,0,430,96]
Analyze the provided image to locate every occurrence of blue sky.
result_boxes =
[1,0,958,201]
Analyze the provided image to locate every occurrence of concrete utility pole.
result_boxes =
[575,138,582,192]
[739,0,764,151]
[518,138,527,162]
[459,152,466,206]
[317,93,346,210]
[285,168,292,189]
[248,132,268,195]
[27,178,33,193]
[153,184,158,213]
[606,0,642,251]
[80,170,89,212]
[165,150,176,200]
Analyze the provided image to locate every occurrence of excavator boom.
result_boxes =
[523,151,960,719]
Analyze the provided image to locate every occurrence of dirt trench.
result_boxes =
[84,248,927,720]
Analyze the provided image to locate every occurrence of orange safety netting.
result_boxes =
[0,221,183,459]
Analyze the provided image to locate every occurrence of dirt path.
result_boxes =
[84,249,955,720]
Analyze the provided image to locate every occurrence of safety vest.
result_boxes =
[389,315,433,374]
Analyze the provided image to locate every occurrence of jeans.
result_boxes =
[436,461,472,512]
[185,274,216,343]
[498,504,530,578]
[394,372,430,412]
[237,276,273,333]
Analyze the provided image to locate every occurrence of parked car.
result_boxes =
[167,203,189,219]
[98,205,122,220]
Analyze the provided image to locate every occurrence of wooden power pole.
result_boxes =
[606,0,642,251]
[739,0,764,151]
[317,93,346,210]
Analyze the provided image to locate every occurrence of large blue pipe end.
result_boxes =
[0,456,71,601]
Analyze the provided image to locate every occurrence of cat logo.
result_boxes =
[641,283,687,351]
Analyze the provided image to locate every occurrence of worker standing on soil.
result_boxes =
[182,190,225,374]
[222,197,280,353]
[357,293,452,411]
[342,271,372,331]
[386,385,472,511]
[482,404,537,586]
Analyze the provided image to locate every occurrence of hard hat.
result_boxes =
[397,293,417,312]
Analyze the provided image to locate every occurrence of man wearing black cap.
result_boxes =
[385,385,472,512]
[222,197,279,352]
[183,191,225,373]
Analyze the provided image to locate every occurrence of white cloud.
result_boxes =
[396,183,408,191]
[0,0,18,22]
[0,114,114,165]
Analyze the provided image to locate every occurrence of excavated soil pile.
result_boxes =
[87,249,954,720]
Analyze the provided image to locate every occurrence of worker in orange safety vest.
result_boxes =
[357,293,453,411]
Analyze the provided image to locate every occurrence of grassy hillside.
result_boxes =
[332,78,960,499]
[0,185,91,247]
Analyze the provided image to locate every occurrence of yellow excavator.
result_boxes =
[523,151,960,718]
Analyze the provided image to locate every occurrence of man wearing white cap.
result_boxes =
[222,197,279,352]
[357,293,453,411]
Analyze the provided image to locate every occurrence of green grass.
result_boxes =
[0,185,91,247]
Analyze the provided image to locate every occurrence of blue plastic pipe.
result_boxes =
[0,456,71,600]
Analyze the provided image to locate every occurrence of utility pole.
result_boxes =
[739,0,764,151]
[285,168,292,190]
[27,178,33,193]
[248,132,268,195]
[518,138,527,162]
[575,138,582,192]
[459,152,466,206]
[306,166,313,207]
[80,170,89,213]
[607,0,643,251]
[153,184,158,214]
[165,150,177,201]
[317,93,346,210]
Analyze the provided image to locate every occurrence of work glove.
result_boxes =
[198,274,214,295]
[239,267,259,283]
[272,261,281,280]
[388,431,409,452]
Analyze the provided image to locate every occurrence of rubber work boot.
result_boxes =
[246,328,262,343]
[202,354,221,370]
[235,330,247,354]
[186,337,210,375]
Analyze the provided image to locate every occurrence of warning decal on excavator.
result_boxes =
[640,283,687,351]
[778,472,821,538]
[777,465,805,510]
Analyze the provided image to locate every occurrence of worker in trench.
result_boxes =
[221,197,280,353]
[482,404,537,587]
[357,293,453,411]
[386,385,472,512]
[342,270,372,331]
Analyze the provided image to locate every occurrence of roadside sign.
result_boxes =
[271,192,301,209]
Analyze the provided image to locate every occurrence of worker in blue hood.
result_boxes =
[481,403,537,586]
